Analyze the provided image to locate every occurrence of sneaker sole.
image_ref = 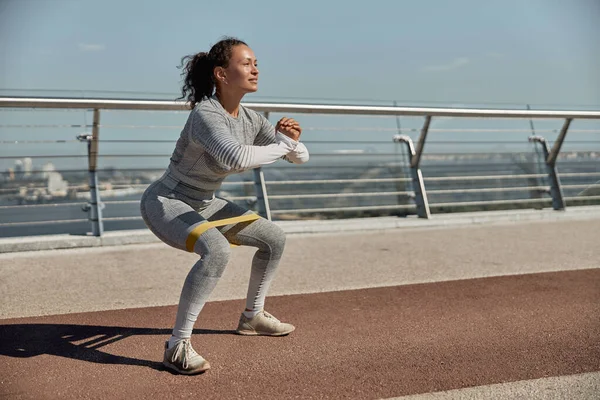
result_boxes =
[162,360,211,375]
[235,326,295,336]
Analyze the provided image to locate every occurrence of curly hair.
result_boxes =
[177,37,247,108]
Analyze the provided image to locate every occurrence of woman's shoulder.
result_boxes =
[193,96,220,113]
[186,98,229,131]
[192,97,227,118]
[239,103,267,124]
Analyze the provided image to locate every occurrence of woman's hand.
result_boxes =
[276,117,302,141]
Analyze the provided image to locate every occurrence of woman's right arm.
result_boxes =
[190,109,297,170]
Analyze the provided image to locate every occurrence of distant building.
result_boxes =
[42,162,57,179]
[47,171,68,196]
[23,157,33,177]
[14,160,24,179]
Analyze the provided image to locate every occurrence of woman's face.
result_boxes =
[217,45,259,94]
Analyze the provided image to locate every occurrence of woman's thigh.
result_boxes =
[201,198,285,254]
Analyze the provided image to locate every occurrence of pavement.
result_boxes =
[1,208,599,399]
[2,205,600,254]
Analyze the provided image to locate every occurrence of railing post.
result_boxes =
[547,118,572,167]
[82,109,104,235]
[411,116,431,170]
[528,135,566,211]
[253,168,272,220]
[393,132,431,219]
[252,111,272,220]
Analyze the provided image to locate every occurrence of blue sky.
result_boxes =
[1,0,599,174]
[1,0,599,107]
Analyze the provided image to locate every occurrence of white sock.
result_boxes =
[168,335,186,349]
[243,309,260,319]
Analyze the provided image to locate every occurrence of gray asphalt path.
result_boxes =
[1,218,598,319]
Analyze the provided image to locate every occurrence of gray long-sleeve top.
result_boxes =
[166,96,309,193]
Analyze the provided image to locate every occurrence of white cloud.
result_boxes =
[423,57,470,72]
[78,43,106,52]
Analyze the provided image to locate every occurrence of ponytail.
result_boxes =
[178,52,214,108]
[177,37,248,108]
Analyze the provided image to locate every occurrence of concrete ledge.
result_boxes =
[1,206,600,254]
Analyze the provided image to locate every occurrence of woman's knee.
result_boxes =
[252,220,287,258]
[194,230,231,277]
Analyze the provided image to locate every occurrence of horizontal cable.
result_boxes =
[0,185,90,193]
[270,204,415,214]
[218,180,254,187]
[0,168,161,174]
[565,195,600,201]
[0,155,86,159]
[101,200,140,205]
[0,107,85,112]
[562,184,600,190]
[11,136,593,145]
[99,191,410,203]
[98,139,174,143]
[3,121,600,135]
[22,182,250,192]
[5,152,587,160]
[425,140,600,145]
[0,218,88,227]
[99,124,180,129]
[102,216,144,221]
[0,202,85,210]
[24,124,593,133]
[0,124,90,128]
[0,140,80,144]
[104,181,251,189]
[266,178,412,185]
[559,172,600,178]
[264,176,542,186]
[301,127,600,134]
[286,152,546,157]
[275,162,599,171]
[427,186,548,195]
[0,153,399,159]
[85,154,169,158]
[268,190,413,200]
[430,198,552,207]
[424,174,546,182]
[99,184,149,189]
[0,152,551,160]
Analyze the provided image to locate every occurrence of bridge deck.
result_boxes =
[1,218,599,399]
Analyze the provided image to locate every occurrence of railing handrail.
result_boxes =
[2,96,600,119]
[2,96,600,236]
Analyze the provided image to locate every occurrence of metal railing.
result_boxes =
[1,96,600,237]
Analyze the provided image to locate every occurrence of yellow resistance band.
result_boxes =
[185,213,260,252]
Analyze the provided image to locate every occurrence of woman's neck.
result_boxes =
[215,91,244,118]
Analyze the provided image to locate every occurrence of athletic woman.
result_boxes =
[140,37,309,375]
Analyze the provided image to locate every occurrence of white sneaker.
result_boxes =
[236,310,295,336]
[162,339,210,375]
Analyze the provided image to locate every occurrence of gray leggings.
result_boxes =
[140,177,286,338]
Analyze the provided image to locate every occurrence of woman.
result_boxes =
[140,37,309,375]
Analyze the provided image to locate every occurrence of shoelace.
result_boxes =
[172,339,199,369]
[262,311,281,323]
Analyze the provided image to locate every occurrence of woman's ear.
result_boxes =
[214,67,227,84]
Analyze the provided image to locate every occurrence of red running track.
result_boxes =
[1,269,599,399]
